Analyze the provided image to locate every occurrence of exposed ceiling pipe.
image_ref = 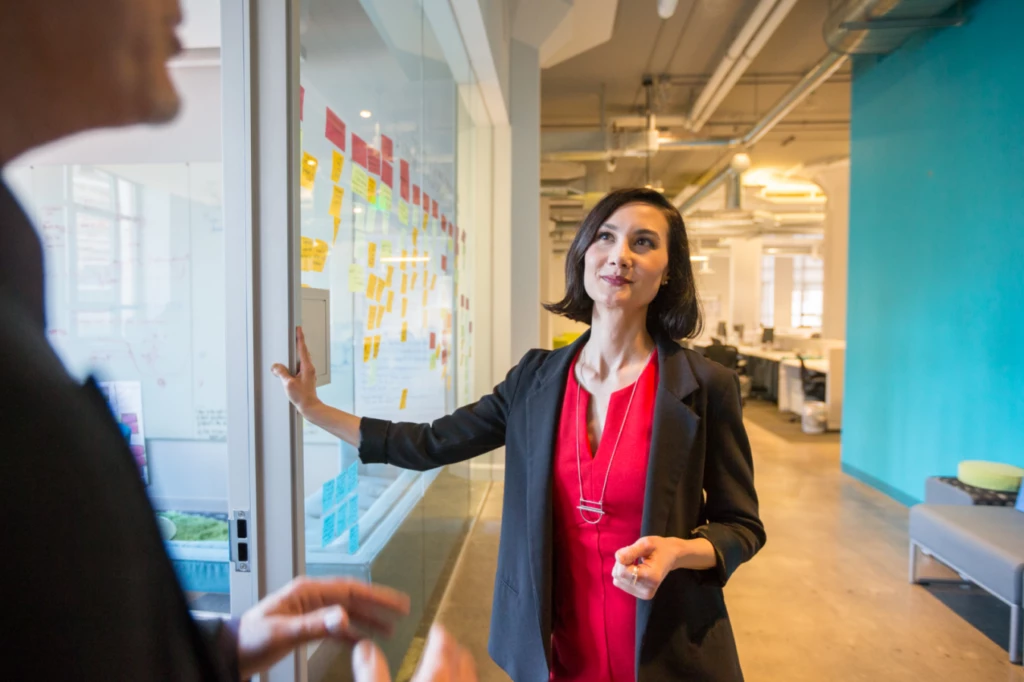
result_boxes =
[688,0,800,132]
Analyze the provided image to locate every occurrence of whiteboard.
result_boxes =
[5,163,227,441]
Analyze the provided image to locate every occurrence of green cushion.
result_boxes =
[958,460,1024,492]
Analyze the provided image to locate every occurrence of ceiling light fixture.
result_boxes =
[360,110,372,119]
[657,0,679,19]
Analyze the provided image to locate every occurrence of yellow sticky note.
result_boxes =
[401,250,408,270]
[348,264,364,292]
[401,273,408,294]
[422,289,428,307]
[300,236,314,271]
[413,230,419,248]
[374,275,386,303]
[411,272,418,291]
[379,185,393,214]
[375,305,385,329]
[422,212,428,230]
[381,242,393,260]
[367,306,376,331]
[363,337,372,363]
[312,239,329,272]
[329,185,345,218]
[398,201,409,225]
[386,290,394,313]
[351,166,370,200]
[332,150,345,183]
[366,273,378,300]
[430,353,437,371]
[423,252,429,270]
[367,177,378,204]
[300,152,318,189]
[430,274,437,291]
[399,389,408,410]
[333,217,341,246]
[373,335,381,359]
[386,265,394,288]
[401,321,408,343]
[447,238,454,253]
[401,298,408,318]
[368,242,377,268]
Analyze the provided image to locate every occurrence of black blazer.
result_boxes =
[361,331,766,682]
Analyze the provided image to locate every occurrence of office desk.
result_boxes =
[777,350,844,430]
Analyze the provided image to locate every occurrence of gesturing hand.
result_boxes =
[352,624,477,682]
[238,576,410,679]
[611,536,682,601]
[271,326,320,413]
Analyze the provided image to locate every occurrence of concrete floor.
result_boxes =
[429,404,1024,682]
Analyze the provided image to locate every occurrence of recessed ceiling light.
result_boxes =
[360,110,372,119]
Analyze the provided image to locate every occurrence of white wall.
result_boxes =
[729,238,763,335]
[774,256,794,331]
[812,159,849,341]
[696,256,731,334]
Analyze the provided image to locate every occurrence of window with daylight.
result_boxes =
[791,255,824,328]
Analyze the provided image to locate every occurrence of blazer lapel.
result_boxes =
[524,331,589,657]
[636,336,701,662]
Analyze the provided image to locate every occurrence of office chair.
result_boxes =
[704,343,740,371]
[799,355,827,403]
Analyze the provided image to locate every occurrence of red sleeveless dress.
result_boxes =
[550,354,659,682]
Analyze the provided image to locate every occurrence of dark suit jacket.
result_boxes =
[361,331,766,682]
[0,182,238,680]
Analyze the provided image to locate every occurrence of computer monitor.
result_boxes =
[732,324,744,341]
[761,327,774,345]
[716,321,728,338]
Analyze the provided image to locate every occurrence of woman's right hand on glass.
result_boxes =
[271,326,320,414]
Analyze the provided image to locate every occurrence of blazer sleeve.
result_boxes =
[358,351,535,471]
[692,372,766,586]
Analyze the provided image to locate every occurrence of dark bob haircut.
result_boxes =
[544,187,703,340]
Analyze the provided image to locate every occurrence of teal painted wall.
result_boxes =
[844,0,1024,504]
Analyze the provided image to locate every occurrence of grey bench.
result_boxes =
[909,504,1024,663]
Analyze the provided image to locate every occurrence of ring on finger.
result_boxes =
[630,565,639,586]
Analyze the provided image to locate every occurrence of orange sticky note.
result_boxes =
[374,276,386,302]
[366,273,378,300]
[386,290,394,313]
[329,185,345,218]
[402,298,408,318]
[401,250,408,270]
[386,265,394,288]
[413,249,419,261]
[411,272,418,290]
[368,242,377,268]
[333,217,341,246]
[373,335,381,359]
[375,305,385,329]
[401,273,408,294]
[401,321,408,343]
[363,337,372,363]
[367,306,376,331]
[399,389,408,410]
[300,152,318,189]
[332,150,345,183]
[422,289,428,307]
[413,229,419,248]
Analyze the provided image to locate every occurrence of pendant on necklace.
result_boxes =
[578,498,605,517]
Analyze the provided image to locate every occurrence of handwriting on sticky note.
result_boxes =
[366,273,378,300]
[329,185,345,218]
[333,217,341,246]
[375,275,386,303]
[332,150,345,183]
[401,273,408,294]
[399,201,409,225]
[300,236,314,272]
[373,335,381,359]
[401,249,408,270]
[386,265,394,288]
[367,306,376,331]
[400,389,408,410]
[379,185,392,214]
[368,242,377,268]
[367,177,377,204]
[351,166,369,200]
[348,264,364,292]
[411,272,418,290]
[381,241,393,260]
[401,321,408,343]
[312,239,329,272]
[375,305,385,329]
[386,290,394,313]
[363,337,372,363]
[301,152,318,190]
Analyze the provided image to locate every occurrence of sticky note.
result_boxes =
[401,321,408,343]
[386,265,394,288]
[331,150,345,183]
[400,389,408,410]
[381,241,393,260]
[301,152,318,190]
[329,185,345,218]
[401,298,407,318]
[326,108,346,151]
[300,236,314,271]
[375,306,385,329]
[413,230,419,248]
[401,273,408,294]
[399,201,409,225]
[312,239,329,272]
[430,332,437,350]
[401,250,408,270]
[373,335,381,359]
[348,264,364,292]
[368,242,377,268]
[423,252,429,270]
[374,276,385,303]
[379,185,392,214]
[367,177,378,204]
[422,212,429,230]
[363,337,372,363]
[442,255,448,272]
[348,522,360,554]
[366,307,376,331]
[351,166,369,200]
[423,289,429,307]
[366,273,378,300]
[411,272,418,291]
[430,274,437,291]
[430,353,437,371]
[386,290,394,313]
[333,217,341,246]
[447,238,454,253]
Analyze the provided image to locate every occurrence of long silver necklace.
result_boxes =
[575,351,655,524]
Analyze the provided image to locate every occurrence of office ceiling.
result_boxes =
[541,0,851,197]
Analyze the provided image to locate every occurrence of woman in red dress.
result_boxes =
[275,188,765,682]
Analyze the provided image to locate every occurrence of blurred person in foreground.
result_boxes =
[0,1,477,680]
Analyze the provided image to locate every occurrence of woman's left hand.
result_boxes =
[612,536,703,600]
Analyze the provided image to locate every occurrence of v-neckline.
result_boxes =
[575,363,646,462]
